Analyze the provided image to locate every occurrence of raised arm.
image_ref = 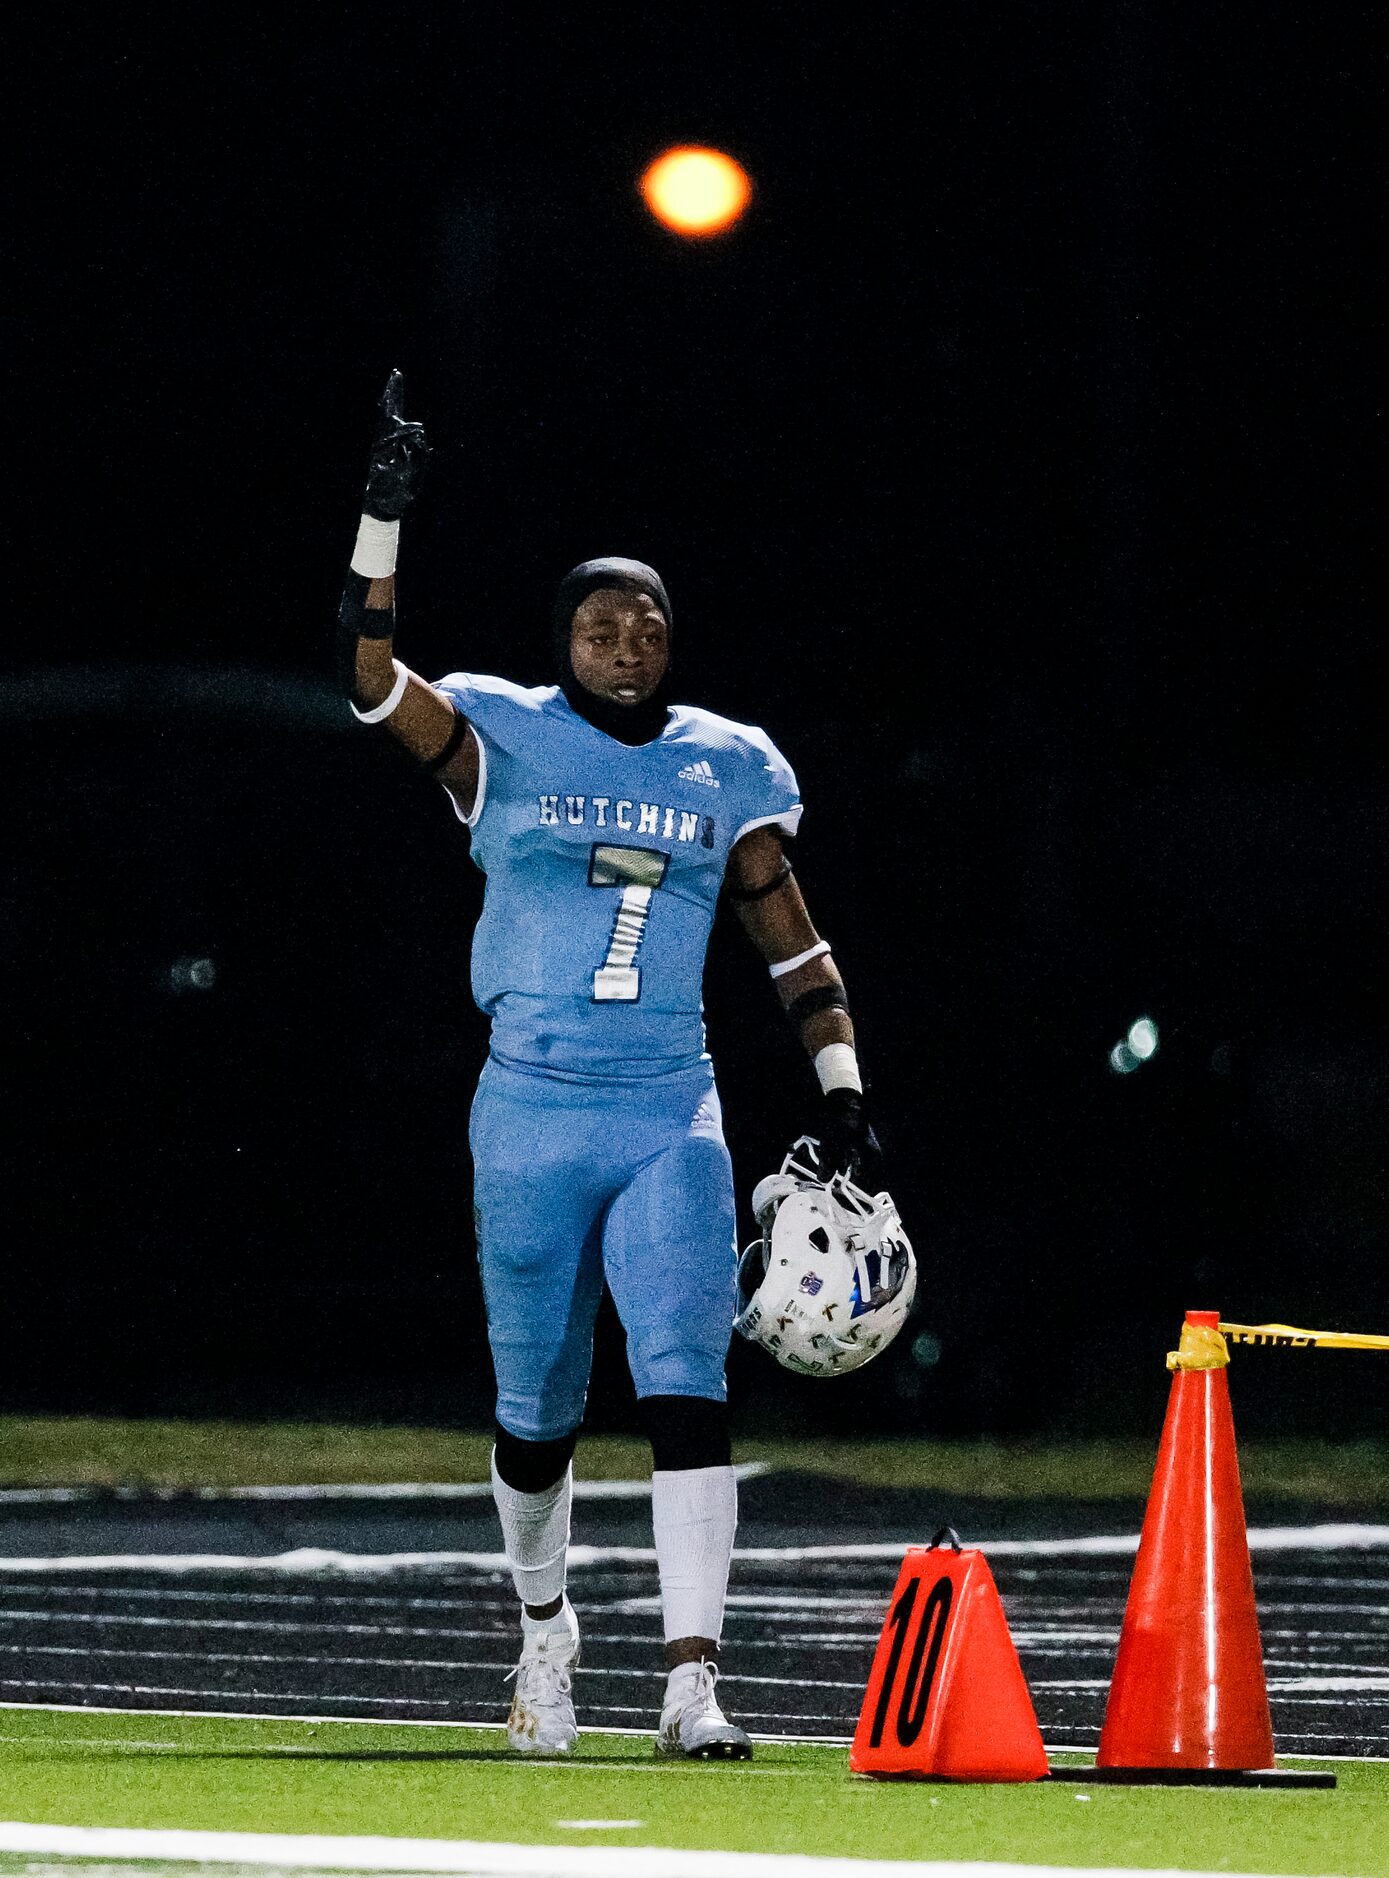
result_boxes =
[340,370,479,813]
[726,824,883,1187]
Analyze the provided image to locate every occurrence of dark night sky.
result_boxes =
[4,4,1384,1436]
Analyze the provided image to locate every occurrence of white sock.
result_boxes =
[522,1593,579,1651]
[491,1451,572,1610]
[652,1464,738,1644]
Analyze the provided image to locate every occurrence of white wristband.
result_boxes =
[768,939,831,980]
[815,1043,863,1095]
[351,658,410,724]
[350,513,400,579]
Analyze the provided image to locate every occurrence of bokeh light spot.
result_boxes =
[640,146,752,236]
[1127,1016,1159,1059]
[169,955,217,993]
[910,1331,943,1370]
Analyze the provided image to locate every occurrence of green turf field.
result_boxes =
[3,1416,1385,1872]
[5,1414,1389,1503]
[0,1707,1381,1875]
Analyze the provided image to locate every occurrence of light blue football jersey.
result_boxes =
[432,674,802,1083]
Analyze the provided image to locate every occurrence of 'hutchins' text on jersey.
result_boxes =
[538,796,716,848]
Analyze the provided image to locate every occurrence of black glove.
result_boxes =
[363,368,430,520]
[808,1088,885,1193]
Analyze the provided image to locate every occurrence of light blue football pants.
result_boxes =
[469,1054,739,1441]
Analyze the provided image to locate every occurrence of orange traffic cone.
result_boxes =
[851,1529,1048,1781]
[1097,1309,1276,1776]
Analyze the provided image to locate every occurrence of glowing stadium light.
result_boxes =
[640,146,752,236]
[1109,1041,1140,1075]
[1127,1016,1159,1060]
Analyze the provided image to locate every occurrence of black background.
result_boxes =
[4,4,1383,1439]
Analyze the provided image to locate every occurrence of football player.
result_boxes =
[340,373,882,1758]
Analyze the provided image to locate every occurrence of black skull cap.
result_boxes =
[552,557,672,655]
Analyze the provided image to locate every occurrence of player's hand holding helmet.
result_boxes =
[734,1138,916,1377]
[363,368,431,520]
[815,1087,884,1192]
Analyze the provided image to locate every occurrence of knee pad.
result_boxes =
[493,1422,578,1493]
[640,1394,731,1472]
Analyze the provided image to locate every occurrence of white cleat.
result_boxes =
[506,1607,580,1755]
[655,1659,753,1760]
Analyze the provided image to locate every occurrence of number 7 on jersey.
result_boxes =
[589,844,670,1001]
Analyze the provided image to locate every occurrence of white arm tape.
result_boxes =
[351,659,410,724]
[815,1043,863,1095]
[768,939,831,980]
[350,513,400,579]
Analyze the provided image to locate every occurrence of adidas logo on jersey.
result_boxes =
[677,759,720,788]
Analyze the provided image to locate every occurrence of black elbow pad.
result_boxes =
[786,984,851,1026]
[337,571,395,699]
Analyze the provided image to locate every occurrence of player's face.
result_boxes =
[569,589,670,705]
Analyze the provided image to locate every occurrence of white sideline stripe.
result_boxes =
[0,1606,502,1639]
[0,1641,863,1692]
[0,1646,864,1693]
[1270,1676,1389,1692]
[0,1676,448,1709]
[0,1697,853,1747]
[0,1827,1303,1878]
[1033,1675,1389,1694]
[2,1698,1383,1762]
[0,1466,771,1508]
[0,1733,833,1775]
[0,1607,881,1655]
[0,1683,851,1729]
[1,1522,1387,1573]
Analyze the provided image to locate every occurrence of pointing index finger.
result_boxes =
[379,367,405,424]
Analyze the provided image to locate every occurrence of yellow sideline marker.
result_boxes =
[1220,1320,1389,1352]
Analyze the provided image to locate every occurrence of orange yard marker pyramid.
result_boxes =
[1096,1309,1275,1776]
[850,1530,1048,1781]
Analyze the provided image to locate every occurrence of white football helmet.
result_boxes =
[733,1138,917,1377]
